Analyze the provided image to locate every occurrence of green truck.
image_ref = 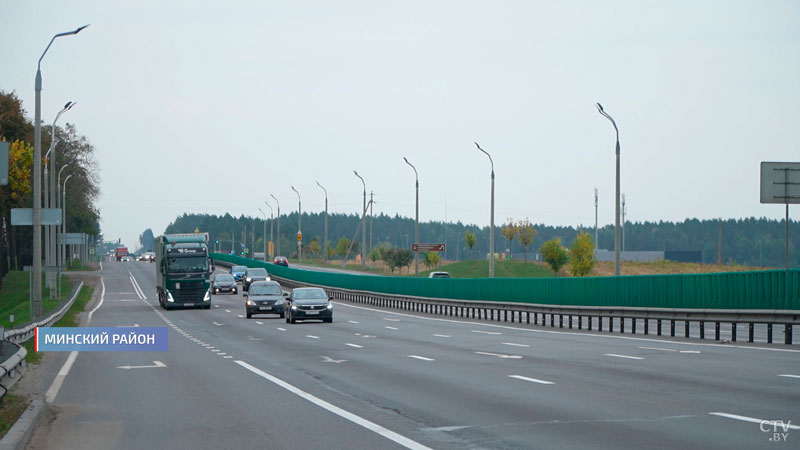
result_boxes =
[154,233,213,310]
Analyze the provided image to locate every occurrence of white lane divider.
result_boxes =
[778,374,800,379]
[709,412,800,430]
[46,277,105,404]
[508,375,554,385]
[235,360,433,450]
[117,361,166,370]
[213,322,224,327]
[278,327,286,331]
[605,353,643,360]
[383,318,400,322]
[433,334,451,338]
[214,305,220,308]
[638,346,676,352]
[225,309,231,313]
[408,355,435,361]
[474,351,522,359]
[255,321,264,325]
[385,326,399,330]
[346,343,363,348]
[348,320,359,324]
[237,315,244,318]
[306,335,320,339]
[471,330,501,335]
[502,342,530,348]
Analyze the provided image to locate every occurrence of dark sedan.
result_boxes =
[242,267,270,291]
[211,273,237,295]
[285,287,333,324]
[244,281,285,319]
[273,256,288,267]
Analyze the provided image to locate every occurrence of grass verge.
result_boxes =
[0,393,29,438]
[0,272,72,330]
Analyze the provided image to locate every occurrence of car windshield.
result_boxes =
[248,268,268,277]
[293,289,327,300]
[232,266,246,273]
[249,284,282,296]
[167,257,208,273]
[215,274,234,282]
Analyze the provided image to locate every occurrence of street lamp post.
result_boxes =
[264,200,274,259]
[62,174,73,267]
[33,24,89,315]
[594,188,599,251]
[44,101,75,290]
[258,208,267,260]
[270,194,280,257]
[596,103,621,276]
[316,182,328,265]
[56,161,73,266]
[291,186,302,262]
[353,171,366,269]
[474,142,495,278]
[403,157,419,275]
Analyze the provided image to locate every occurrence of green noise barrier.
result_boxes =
[211,253,799,310]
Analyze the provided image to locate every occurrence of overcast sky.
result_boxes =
[3,0,798,249]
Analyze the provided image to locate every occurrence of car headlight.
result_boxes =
[246,300,255,306]
[204,290,211,302]
[246,277,252,282]
[327,302,333,310]
[266,277,271,281]
[275,299,284,305]
[291,304,298,310]
[167,291,175,303]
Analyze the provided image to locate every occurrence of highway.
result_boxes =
[32,261,800,449]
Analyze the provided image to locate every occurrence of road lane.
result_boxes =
[35,260,800,449]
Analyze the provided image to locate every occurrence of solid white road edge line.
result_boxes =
[508,375,554,385]
[46,276,106,404]
[709,412,800,430]
[605,354,644,360]
[332,302,800,353]
[407,355,435,361]
[235,360,433,450]
[778,374,800,379]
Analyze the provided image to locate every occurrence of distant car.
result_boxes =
[244,281,285,319]
[242,267,270,291]
[120,256,132,262]
[230,265,247,282]
[285,287,333,324]
[273,256,288,267]
[145,251,156,262]
[428,271,451,278]
[211,273,237,295]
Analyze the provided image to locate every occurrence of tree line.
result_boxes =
[158,212,798,268]
[0,90,101,288]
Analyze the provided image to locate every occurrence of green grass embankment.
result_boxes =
[0,271,72,329]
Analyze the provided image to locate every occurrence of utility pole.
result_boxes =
[271,194,280,257]
[369,191,374,257]
[621,193,626,252]
[594,188,598,250]
[718,219,723,264]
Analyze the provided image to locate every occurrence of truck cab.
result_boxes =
[155,234,212,310]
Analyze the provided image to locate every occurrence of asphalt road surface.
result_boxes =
[32,261,800,449]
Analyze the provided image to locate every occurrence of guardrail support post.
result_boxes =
[767,324,773,344]
[578,316,583,330]
[632,318,636,334]
[670,320,675,337]
[644,319,649,335]
[550,314,555,327]
[609,317,614,333]
[620,317,625,334]
[700,321,705,339]
[715,322,720,341]
[786,324,792,345]
[685,321,690,338]
[527,312,530,324]
[657,319,662,336]
[559,315,563,328]
[731,323,737,342]
[598,317,603,331]
[748,322,754,342]
[568,315,572,329]
[587,316,592,330]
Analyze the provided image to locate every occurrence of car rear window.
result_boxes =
[232,266,247,272]
[293,289,327,300]
[215,274,234,282]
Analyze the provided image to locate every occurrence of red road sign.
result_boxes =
[412,243,445,252]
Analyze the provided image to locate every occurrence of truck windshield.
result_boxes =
[168,257,208,273]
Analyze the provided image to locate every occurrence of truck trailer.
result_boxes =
[154,233,212,310]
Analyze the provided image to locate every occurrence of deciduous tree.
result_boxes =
[516,219,537,263]
[540,238,568,276]
[569,232,595,277]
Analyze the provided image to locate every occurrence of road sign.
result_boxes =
[11,208,62,225]
[0,142,8,185]
[65,232,85,245]
[268,241,274,255]
[412,243,446,252]
[761,162,800,204]
[297,231,302,242]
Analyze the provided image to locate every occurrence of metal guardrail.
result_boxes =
[216,261,799,344]
[3,281,84,344]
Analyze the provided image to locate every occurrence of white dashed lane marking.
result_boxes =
[408,355,435,361]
